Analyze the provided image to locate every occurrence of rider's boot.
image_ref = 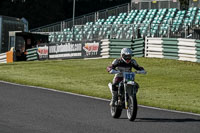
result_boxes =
[110,91,118,106]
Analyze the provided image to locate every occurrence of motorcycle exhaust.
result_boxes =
[108,83,112,93]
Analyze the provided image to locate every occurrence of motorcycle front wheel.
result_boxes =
[111,105,122,119]
[127,95,137,121]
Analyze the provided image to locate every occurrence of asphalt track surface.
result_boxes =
[0,81,200,133]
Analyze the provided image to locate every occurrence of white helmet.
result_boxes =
[121,48,132,63]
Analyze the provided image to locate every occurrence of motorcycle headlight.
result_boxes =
[127,81,135,85]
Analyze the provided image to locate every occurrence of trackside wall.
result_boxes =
[25,38,200,63]
[145,37,200,63]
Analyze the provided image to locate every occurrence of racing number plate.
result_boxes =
[123,72,135,82]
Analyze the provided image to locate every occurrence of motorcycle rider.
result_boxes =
[107,48,146,106]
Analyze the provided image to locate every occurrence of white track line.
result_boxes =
[1,80,200,117]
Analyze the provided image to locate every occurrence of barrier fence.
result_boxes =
[2,38,200,64]
[100,38,145,58]
[0,53,7,63]
[22,38,200,63]
[0,51,13,64]
[26,48,38,61]
[145,37,200,63]
[101,39,110,58]
[195,40,200,63]
[132,38,144,57]
[109,39,132,58]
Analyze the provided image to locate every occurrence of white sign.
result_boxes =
[49,52,82,59]
[83,42,99,56]
[49,43,82,54]
[38,46,48,59]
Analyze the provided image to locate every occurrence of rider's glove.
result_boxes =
[110,69,120,74]
[136,70,147,74]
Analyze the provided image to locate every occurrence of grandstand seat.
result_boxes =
[184,7,197,27]
[171,10,185,33]
[158,8,176,36]
[47,5,200,43]
[194,8,200,27]
[123,10,137,24]
[104,16,116,25]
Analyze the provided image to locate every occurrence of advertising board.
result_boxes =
[83,41,101,58]
[48,42,83,59]
[34,41,102,60]
[38,45,48,60]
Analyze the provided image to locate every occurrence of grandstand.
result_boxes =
[31,0,200,43]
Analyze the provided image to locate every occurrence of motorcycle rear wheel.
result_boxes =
[111,105,122,118]
[127,95,137,121]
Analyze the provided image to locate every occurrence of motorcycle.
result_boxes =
[108,70,146,121]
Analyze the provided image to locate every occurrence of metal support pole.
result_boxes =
[60,21,63,32]
[73,0,76,27]
[130,0,132,10]
[96,11,99,21]
[128,3,130,13]
[72,0,76,41]
[185,26,187,38]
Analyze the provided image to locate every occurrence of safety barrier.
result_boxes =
[145,38,163,58]
[162,38,179,60]
[177,39,196,62]
[132,38,144,57]
[100,38,145,58]
[100,39,110,58]
[0,53,7,63]
[109,39,132,58]
[22,38,200,63]
[26,48,38,61]
[0,51,13,64]
[195,40,200,63]
[145,37,200,63]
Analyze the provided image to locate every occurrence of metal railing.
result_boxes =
[30,1,181,33]
[31,0,190,40]
[30,3,130,32]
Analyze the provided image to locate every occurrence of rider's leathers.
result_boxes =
[107,58,144,91]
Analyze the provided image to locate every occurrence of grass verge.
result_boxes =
[0,58,200,114]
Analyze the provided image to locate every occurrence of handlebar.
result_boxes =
[135,70,147,74]
[109,69,121,74]
[110,69,147,75]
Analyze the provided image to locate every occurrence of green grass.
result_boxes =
[0,58,200,114]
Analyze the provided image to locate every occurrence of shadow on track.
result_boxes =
[136,118,200,123]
